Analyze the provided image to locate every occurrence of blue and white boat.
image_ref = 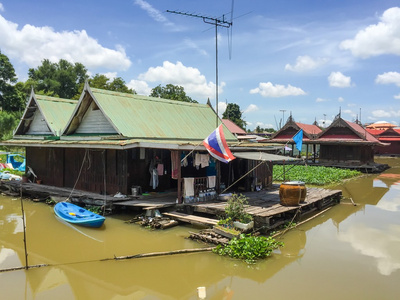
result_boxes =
[54,202,105,228]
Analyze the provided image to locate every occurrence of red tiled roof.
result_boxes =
[295,122,322,135]
[222,119,246,135]
[344,120,381,143]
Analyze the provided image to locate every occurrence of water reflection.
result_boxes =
[338,223,400,276]
[1,158,400,299]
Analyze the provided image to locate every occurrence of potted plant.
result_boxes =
[223,193,254,231]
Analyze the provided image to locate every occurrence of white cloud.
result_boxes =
[328,71,352,88]
[316,97,328,102]
[134,0,175,29]
[285,55,327,72]
[0,3,4,12]
[249,82,306,98]
[372,109,391,118]
[218,102,227,117]
[244,104,259,113]
[375,71,400,86]
[338,97,345,102]
[0,14,131,70]
[394,94,400,99]
[102,72,117,80]
[127,79,152,96]
[138,61,222,101]
[340,7,400,58]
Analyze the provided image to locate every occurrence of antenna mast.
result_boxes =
[166,10,233,127]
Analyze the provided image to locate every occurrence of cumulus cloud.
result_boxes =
[338,97,345,102]
[328,71,352,88]
[375,71,400,86]
[0,14,131,70]
[218,102,227,117]
[244,104,259,113]
[394,94,400,99]
[0,3,4,12]
[127,79,152,96]
[285,55,327,72]
[340,7,400,58]
[316,97,328,102]
[249,82,306,98]
[138,61,222,101]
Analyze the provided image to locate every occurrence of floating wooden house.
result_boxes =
[3,83,281,202]
[366,127,400,155]
[315,115,388,168]
[268,115,322,158]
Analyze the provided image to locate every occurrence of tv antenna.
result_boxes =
[167,2,233,127]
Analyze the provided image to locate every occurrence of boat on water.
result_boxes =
[54,202,105,228]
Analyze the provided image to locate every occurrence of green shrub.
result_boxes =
[224,193,253,224]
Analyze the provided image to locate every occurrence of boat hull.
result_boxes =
[54,202,105,228]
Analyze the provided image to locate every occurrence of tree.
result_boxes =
[150,84,197,103]
[222,103,245,130]
[88,74,136,94]
[0,51,25,112]
[0,111,20,141]
[28,59,88,99]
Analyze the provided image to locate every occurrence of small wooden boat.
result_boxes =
[54,202,105,228]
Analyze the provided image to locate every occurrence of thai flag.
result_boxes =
[203,125,235,164]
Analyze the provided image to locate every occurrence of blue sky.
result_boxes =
[1,0,399,130]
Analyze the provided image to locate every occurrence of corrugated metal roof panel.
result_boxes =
[89,88,237,141]
[36,95,78,135]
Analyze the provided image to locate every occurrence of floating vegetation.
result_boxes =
[273,165,361,185]
[213,234,284,264]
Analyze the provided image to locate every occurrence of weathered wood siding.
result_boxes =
[26,147,64,186]
[75,103,117,134]
[26,110,52,135]
[319,145,374,164]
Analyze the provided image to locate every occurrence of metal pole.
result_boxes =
[215,21,219,127]
[20,186,29,269]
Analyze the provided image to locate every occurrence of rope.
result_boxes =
[221,160,267,194]
[67,149,88,201]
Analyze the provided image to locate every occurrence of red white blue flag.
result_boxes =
[203,125,235,164]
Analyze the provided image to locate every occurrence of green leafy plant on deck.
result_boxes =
[223,193,253,224]
[85,205,103,215]
[213,234,284,264]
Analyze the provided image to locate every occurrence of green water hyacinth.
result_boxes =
[273,165,361,185]
[213,234,284,264]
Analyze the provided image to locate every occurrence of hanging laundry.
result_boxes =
[184,177,195,197]
[171,151,179,179]
[208,175,216,188]
[157,163,164,175]
[200,154,209,168]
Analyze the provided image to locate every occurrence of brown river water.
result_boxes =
[1,157,399,299]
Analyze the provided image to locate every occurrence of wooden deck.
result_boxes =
[188,187,341,230]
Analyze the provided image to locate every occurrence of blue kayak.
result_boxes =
[54,202,105,228]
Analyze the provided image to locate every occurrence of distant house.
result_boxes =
[316,116,387,167]
[222,119,268,142]
[3,83,280,201]
[268,115,322,157]
[366,127,400,155]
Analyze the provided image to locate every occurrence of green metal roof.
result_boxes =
[14,92,77,136]
[35,95,78,135]
[66,85,237,142]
